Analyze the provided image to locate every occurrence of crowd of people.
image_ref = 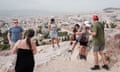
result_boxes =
[8,15,109,72]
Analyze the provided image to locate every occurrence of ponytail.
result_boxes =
[26,29,35,50]
[26,37,32,50]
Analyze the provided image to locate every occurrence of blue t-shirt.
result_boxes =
[9,26,23,42]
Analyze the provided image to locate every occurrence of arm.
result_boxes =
[11,40,20,54]
[89,30,96,36]
[21,32,24,39]
[20,27,24,39]
[32,42,37,54]
[89,25,97,36]
[48,20,51,30]
[7,32,11,43]
[76,26,86,35]
[7,28,11,44]
[48,21,51,30]
[48,24,51,30]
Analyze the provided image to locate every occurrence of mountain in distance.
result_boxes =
[0,9,65,17]
[103,7,120,13]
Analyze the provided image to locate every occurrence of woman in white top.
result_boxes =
[48,18,60,48]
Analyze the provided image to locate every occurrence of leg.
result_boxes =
[81,46,86,55]
[69,34,74,45]
[71,41,77,50]
[94,52,99,65]
[79,45,84,59]
[79,45,87,60]
[69,34,74,41]
[99,51,106,65]
[99,45,109,70]
[55,37,60,47]
[79,41,87,60]
[80,46,84,55]
[91,46,100,70]
[68,41,77,53]
[99,51,109,70]
[51,38,54,48]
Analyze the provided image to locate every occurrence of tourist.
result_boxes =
[7,19,24,49]
[76,21,91,60]
[68,24,80,53]
[11,29,37,72]
[48,18,60,48]
[89,15,109,70]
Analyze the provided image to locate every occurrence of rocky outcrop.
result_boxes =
[0,29,120,72]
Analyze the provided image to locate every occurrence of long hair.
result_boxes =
[73,24,80,33]
[26,29,35,50]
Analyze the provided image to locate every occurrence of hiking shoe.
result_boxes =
[102,64,109,70]
[91,65,100,70]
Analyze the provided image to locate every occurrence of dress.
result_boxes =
[15,49,34,72]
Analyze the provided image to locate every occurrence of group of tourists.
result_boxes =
[8,15,109,72]
[68,15,109,70]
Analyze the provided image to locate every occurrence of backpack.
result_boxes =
[80,28,89,42]
[80,34,87,42]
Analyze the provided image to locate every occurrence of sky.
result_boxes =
[0,0,120,12]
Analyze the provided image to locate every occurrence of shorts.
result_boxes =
[79,41,88,46]
[93,44,105,52]
[49,31,58,38]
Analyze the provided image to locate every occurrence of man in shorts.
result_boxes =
[89,15,109,70]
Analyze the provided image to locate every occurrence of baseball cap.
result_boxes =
[93,15,99,21]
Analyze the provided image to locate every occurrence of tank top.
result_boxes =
[50,24,57,32]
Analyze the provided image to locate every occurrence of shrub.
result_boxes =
[0,44,10,50]
[110,23,117,28]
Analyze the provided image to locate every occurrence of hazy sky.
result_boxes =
[0,0,120,12]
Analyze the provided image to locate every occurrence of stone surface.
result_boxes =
[0,29,120,72]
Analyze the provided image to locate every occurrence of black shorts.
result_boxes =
[79,41,88,46]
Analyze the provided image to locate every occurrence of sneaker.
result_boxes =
[82,55,87,60]
[68,50,73,53]
[102,64,109,70]
[79,54,84,59]
[91,65,100,70]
